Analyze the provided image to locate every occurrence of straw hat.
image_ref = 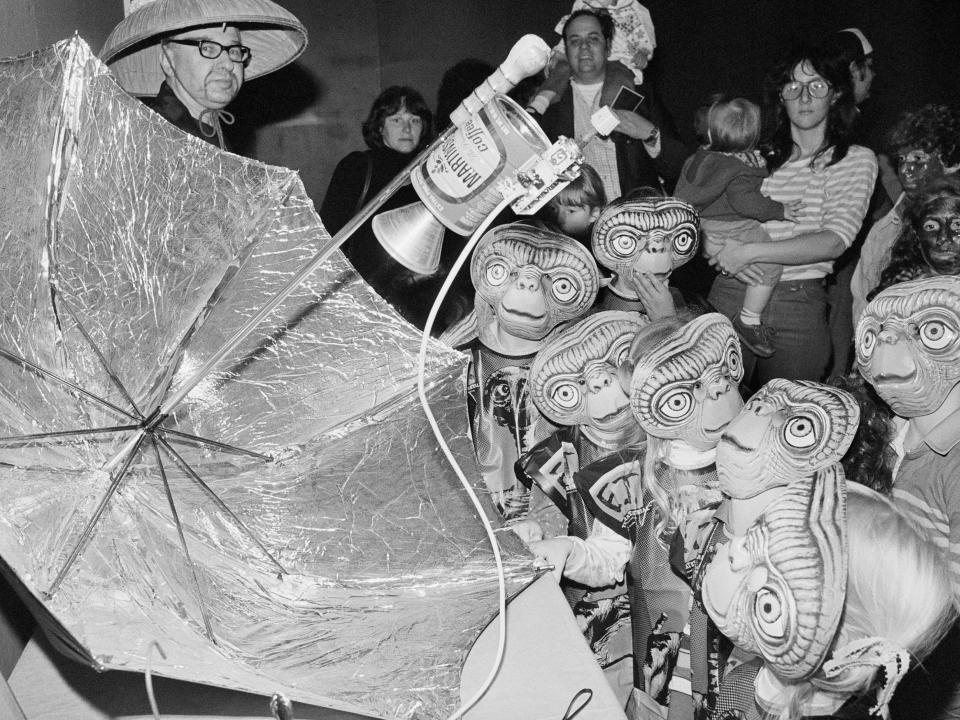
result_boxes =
[100,0,308,96]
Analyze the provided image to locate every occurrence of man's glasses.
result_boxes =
[781,79,831,100]
[165,39,251,64]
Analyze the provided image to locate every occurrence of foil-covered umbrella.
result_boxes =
[0,36,535,719]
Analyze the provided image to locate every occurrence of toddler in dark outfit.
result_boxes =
[676,97,802,356]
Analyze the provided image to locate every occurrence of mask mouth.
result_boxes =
[501,306,546,323]
[718,433,752,454]
[872,370,917,386]
[594,404,630,426]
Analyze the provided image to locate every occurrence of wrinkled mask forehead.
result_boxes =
[629,313,743,438]
[531,311,647,425]
[702,468,847,682]
[717,379,860,498]
[856,276,960,416]
[472,225,598,300]
[591,196,699,280]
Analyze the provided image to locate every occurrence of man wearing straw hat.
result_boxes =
[100,0,307,151]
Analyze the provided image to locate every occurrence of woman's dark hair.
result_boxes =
[886,103,960,168]
[873,175,960,295]
[562,8,615,44]
[761,44,857,171]
[361,85,434,151]
[833,373,895,496]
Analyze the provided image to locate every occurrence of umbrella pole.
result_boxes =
[150,125,455,424]
[151,34,551,429]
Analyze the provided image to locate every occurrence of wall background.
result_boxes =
[1,0,958,208]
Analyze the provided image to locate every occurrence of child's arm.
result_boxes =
[530,522,631,586]
[725,174,794,222]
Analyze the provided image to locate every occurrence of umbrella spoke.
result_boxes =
[162,428,271,461]
[0,347,139,422]
[156,436,286,577]
[149,439,216,644]
[45,432,147,598]
[0,424,139,445]
[58,299,144,419]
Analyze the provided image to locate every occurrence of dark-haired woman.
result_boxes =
[320,86,436,329]
[707,45,877,387]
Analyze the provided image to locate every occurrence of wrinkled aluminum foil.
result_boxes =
[0,36,535,719]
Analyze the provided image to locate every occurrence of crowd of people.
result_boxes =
[97,0,960,718]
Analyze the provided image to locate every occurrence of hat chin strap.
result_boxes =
[197,108,235,149]
[161,45,234,150]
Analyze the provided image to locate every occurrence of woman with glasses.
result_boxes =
[706,44,878,387]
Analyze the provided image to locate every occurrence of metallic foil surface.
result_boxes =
[0,36,535,719]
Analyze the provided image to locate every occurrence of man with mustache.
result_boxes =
[100,0,307,151]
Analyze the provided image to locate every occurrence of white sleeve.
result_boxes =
[562,521,631,587]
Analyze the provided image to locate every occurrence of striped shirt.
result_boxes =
[761,145,877,281]
[890,409,960,602]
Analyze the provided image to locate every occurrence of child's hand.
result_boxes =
[529,537,574,583]
[632,272,676,320]
[783,199,804,222]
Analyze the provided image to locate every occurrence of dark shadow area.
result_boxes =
[230,60,323,156]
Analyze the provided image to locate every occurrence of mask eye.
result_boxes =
[485,260,509,286]
[919,319,957,351]
[672,228,696,256]
[753,588,786,639]
[725,338,744,381]
[613,341,631,367]
[609,230,638,258]
[656,387,695,422]
[551,274,579,303]
[551,382,581,410]
[859,328,877,357]
[783,414,818,449]
[922,219,940,233]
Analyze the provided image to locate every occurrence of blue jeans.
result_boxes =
[708,274,830,390]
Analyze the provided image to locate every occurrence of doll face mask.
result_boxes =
[530,311,648,450]
[472,223,599,342]
[916,193,960,276]
[627,313,744,450]
[856,276,960,417]
[717,380,860,499]
[702,467,847,682]
[591,196,699,288]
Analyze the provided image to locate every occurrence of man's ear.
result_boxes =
[159,45,174,78]
[589,207,602,222]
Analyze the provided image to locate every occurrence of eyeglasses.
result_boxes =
[165,39,251,65]
[565,34,606,50]
[780,79,831,100]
